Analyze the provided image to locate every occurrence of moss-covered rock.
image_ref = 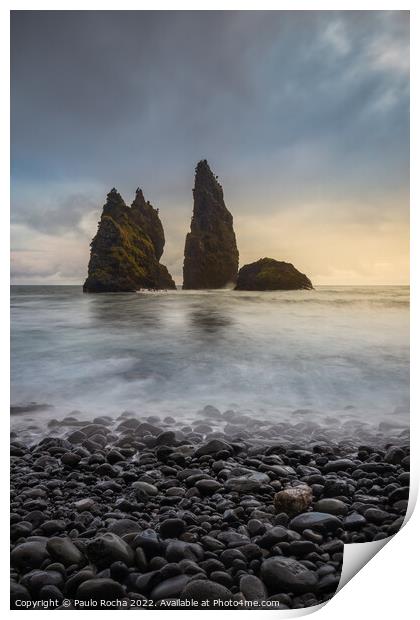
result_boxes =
[183,160,239,289]
[235,258,313,291]
[83,188,176,292]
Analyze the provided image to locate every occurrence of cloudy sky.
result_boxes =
[11,10,409,285]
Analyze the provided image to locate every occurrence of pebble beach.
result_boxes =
[10,406,409,610]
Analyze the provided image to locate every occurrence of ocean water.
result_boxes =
[10,285,409,429]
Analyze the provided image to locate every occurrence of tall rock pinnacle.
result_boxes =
[83,188,176,292]
[183,160,239,289]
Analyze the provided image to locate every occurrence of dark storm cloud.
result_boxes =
[10,10,409,283]
[12,190,99,235]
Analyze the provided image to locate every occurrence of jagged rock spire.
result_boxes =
[83,188,175,292]
[183,160,239,289]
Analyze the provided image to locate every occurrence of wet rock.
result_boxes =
[10,581,31,608]
[314,499,348,516]
[74,498,95,512]
[240,575,267,601]
[323,459,357,473]
[110,561,129,581]
[289,512,342,532]
[261,556,319,593]
[61,452,82,467]
[132,530,162,558]
[11,521,33,541]
[150,575,191,600]
[225,472,270,493]
[21,569,64,594]
[108,519,141,536]
[195,439,232,457]
[364,508,390,525]
[11,541,49,570]
[64,569,96,595]
[39,585,63,604]
[195,479,223,495]
[132,481,158,497]
[40,520,66,535]
[384,446,405,465]
[46,537,83,566]
[160,518,186,539]
[86,533,134,568]
[180,579,235,604]
[259,526,289,548]
[166,541,204,563]
[388,486,410,503]
[76,578,125,601]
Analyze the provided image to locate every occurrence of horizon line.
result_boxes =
[9,282,410,287]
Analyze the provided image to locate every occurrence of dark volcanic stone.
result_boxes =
[195,479,223,495]
[388,486,410,503]
[155,431,177,446]
[46,537,83,566]
[259,526,289,548]
[83,188,175,292]
[21,569,64,594]
[384,446,405,465]
[76,578,125,601]
[40,520,66,535]
[343,513,367,530]
[289,512,342,532]
[110,561,129,581]
[108,519,141,536]
[11,521,33,540]
[364,508,390,525]
[260,557,319,593]
[195,439,232,457]
[64,570,96,595]
[61,452,81,467]
[150,575,191,600]
[225,472,270,492]
[235,258,312,291]
[132,481,158,497]
[74,498,95,512]
[314,499,348,516]
[132,530,162,558]
[11,541,49,570]
[323,459,357,473]
[39,585,63,604]
[323,479,353,497]
[359,462,395,474]
[183,160,239,289]
[10,581,31,608]
[180,579,234,604]
[135,571,161,594]
[240,575,267,601]
[160,518,186,539]
[86,533,134,568]
[166,541,203,563]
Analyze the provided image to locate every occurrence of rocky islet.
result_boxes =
[83,161,311,292]
[183,160,239,289]
[235,258,313,291]
[83,188,176,293]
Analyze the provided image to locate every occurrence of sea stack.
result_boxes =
[235,258,313,291]
[83,188,176,292]
[183,160,239,289]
